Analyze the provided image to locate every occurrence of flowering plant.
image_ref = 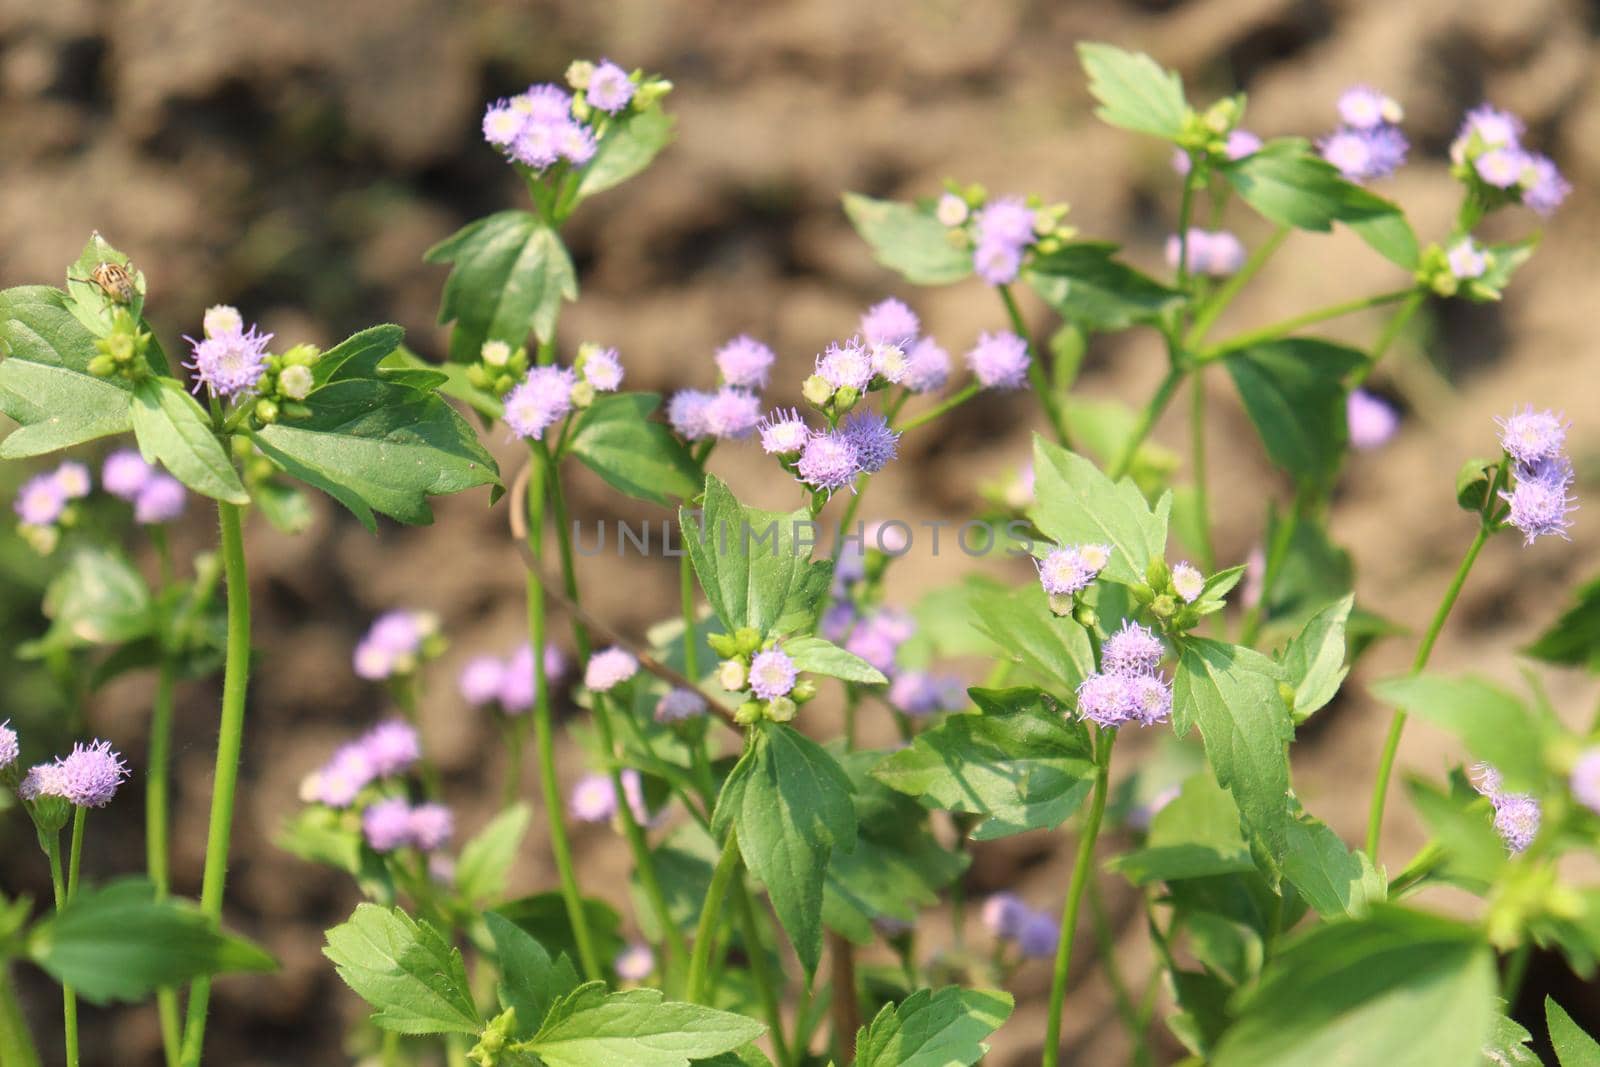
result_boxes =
[2,43,1598,1067]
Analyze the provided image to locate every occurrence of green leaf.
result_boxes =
[842,193,973,286]
[23,547,153,652]
[251,378,499,531]
[576,108,676,201]
[966,582,1096,694]
[783,635,886,685]
[1212,907,1496,1067]
[484,911,580,1038]
[313,324,408,386]
[1278,594,1352,721]
[27,879,275,1005]
[1548,997,1600,1067]
[129,378,248,503]
[1281,814,1384,919]
[1483,1007,1541,1067]
[454,803,532,906]
[1111,773,1255,885]
[682,476,832,640]
[384,346,504,420]
[1222,339,1366,487]
[854,986,1014,1067]
[497,893,625,977]
[425,210,577,359]
[1346,212,1421,272]
[1076,43,1188,139]
[0,285,134,457]
[521,983,765,1067]
[873,687,1095,840]
[323,903,481,1035]
[1028,435,1170,586]
[1173,639,1294,866]
[1025,242,1184,331]
[1371,675,1543,789]
[64,232,148,335]
[712,723,856,975]
[566,393,702,506]
[253,477,315,535]
[1525,574,1600,672]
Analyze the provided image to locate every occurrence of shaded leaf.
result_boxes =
[522,983,764,1067]
[485,911,581,1038]
[1028,435,1170,586]
[1282,814,1384,919]
[455,804,532,906]
[323,904,480,1035]
[1025,242,1183,331]
[854,986,1014,1067]
[1278,594,1352,721]
[0,286,133,457]
[567,393,702,506]
[130,378,248,503]
[1548,997,1600,1067]
[1222,339,1365,487]
[783,635,886,685]
[576,108,676,201]
[842,193,972,286]
[425,210,576,358]
[1077,43,1188,139]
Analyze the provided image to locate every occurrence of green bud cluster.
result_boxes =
[248,343,322,427]
[708,628,817,726]
[1175,96,1246,170]
[467,340,530,397]
[1127,557,1227,635]
[87,309,153,381]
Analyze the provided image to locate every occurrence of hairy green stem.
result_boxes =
[895,384,979,433]
[999,285,1071,447]
[1195,288,1416,365]
[1110,367,1185,480]
[687,828,743,1004]
[179,501,252,1067]
[1042,728,1116,1067]
[1366,524,1491,857]
[542,446,592,660]
[0,965,40,1067]
[1183,226,1290,349]
[46,831,77,1067]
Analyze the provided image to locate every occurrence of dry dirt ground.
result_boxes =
[2,0,1599,1063]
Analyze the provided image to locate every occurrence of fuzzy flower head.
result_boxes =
[1127,673,1174,726]
[902,338,950,394]
[586,60,634,113]
[860,299,920,348]
[1523,155,1570,217]
[363,798,415,852]
[1102,621,1165,676]
[667,389,713,440]
[1338,86,1403,129]
[1319,126,1408,183]
[585,647,639,693]
[362,720,421,778]
[1347,389,1400,451]
[614,942,655,982]
[935,193,969,227]
[973,238,1023,286]
[1492,793,1540,855]
[714,335,775,389]
[459,655,508,708]
[580,347,623,392]
[52,740,129,808]
[868,342,909,385]
[844,608,915,677]
[966,330,1030,391]
[52,462,90,500]
[1455,105,1523,157]
[1036,546,1099,598]
[1447,239,1488,281]
[102,450,153,501]
[816,339,874,393]
[504,366,576,441]
[309,743,377,808]
[0,721,15,772]
[131,475,184,525]
[758,408,810,456]
[1470,761,1504,798]
[1474,147,1528,189]
[1017,911,1061,959]
[1496,406,1568,466]
[701,387,762,440]
[796,431,860,493]
[981,892,1026,939]
[1076,671,1135,727]
[748,649,798,701]
[500,642,567,714]
[1500,469,1576,545]
[1166,230,1244,278]
[408,803,454,851]
[352,610,436,681]
[839,410,899,474]
[14,473,67,528]
[185,315,272,400]
[1570,748,1600,816]
[655,688,708,723]
[975,197,1037,248]
[569,773,617,822]
[1171,562,1204,603]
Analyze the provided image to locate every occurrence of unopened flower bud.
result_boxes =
[766,696,797,723]
[734,700,763,725]
[281,402,313,420]
[86,354,117,378]
[254,399,280,424]
[1072,604,1097,629]
[279,363,314,400]
[706,632,741,658]
[1048,593,1074,617]
[718,659,747,692]
[935,193,969,227]
[1151,594,1178,619]
[801,374,834,407]
[565,60,595,90]
[790,678,818,703]
[481,340,512,368]
[570,381,595,409]
[633,79,673,107]
[735,628,762,655]
[466,365,492,389]
[832,386,860,414]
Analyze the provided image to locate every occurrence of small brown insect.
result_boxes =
[91,261,137,304]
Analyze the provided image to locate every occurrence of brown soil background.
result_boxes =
[2,0,1599,1063]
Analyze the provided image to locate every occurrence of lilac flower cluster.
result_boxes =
[614,942,656,982]
[1318,86,1407,183]
[1494,406,1577,545]
[13,460,92,532]
[965,331,1031,391]
[584,647,640,692]
[982,892,1060,959]
[1450,105,1569,216]
[654,687,708,723]
[569,768,652,826]
[1036,543,1110,606]
[481,59,638,171]
[1470,762,1540,854]
[1164,229,1246,278]
[18,739,129,809]
[842,607,916,678]
[1347,389,1399,451]
[504,366,577,441]
[769,408,902,495]
[362,798,454,854]
[669,333,776,442]
[459,642,569,715]
[1171,129,1261,175]
[1075,621,1173,728]
[102,450,188,524]
[353,610,441,681]
[184,305,272,400]
[303,720,422,808]
[968,197,1039,285]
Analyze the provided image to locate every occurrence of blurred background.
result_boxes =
[1,0,1598,1063]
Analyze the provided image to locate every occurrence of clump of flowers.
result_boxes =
[569,768,652,826]
[707,628,822,725]
[302,720,423,808]
[504,366,577,441]
[888,671,967,716]
[482,60,669,173]
[1075,621,1173,728]
[18,739,129,810]
[1165,229,1246,277]
[669,334,772,443]
[184,305,274,400]
[982,892,1060,960]
[1449,104,1569,217]
[1036,543,1110,615]
[1471,762,1540,855]
[1317,86,1408,182]
[362,798,454,854]
[353,610,444,681]
[965,330,1031,391]
[584,647,640,693]
[12,460,95,552]
[1494,406,1576,545]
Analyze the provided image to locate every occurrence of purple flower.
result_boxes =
[614,942,655,982]
[1226,129,1263,159]
[133,475,186,525]
[1241,546,1265,609]
[1338,86,1403,130]
[1523,155,1570,217]
[362,720,421,778]
[556,122,596,165]
[1453,104,1523,158]
[1036,546,1101,598]
[1171,562,1204,603]
[1496,406,1568,466]
[1347,389,1399,451]
[973,238,1023,286]
[184,314,272,399]
[459,655,507,707]
[701,387,762,440]
[482,101,525,147]
[581,347,623,392]
[586,60,634,113]
[714,335,775,389]
[868,342,909,385]
[860,299,920,348]
[1076,672,1136,727]
[1446,239,1487,281]
[504,366,576,441]
[821,601,857,642]
[1017,910,1061,959]
[1470,761,1504,798]
[1500,467,1576,545]
[796,432,861,493]
[902,338,950,394]
[52,739,129,808]
[311,743,378,808]
[53,462,90,500]
[1102,622,1165,676]
[1571,748,1600,816]
[522,85,575,123]
[966,331,1030,391]
[667,390,713,440]
[888,672,966,716]
[14,473,67,527]
[1319,126,1407,182]
[655,688,707,723]
[363,798,415,852]
[816,340,874,392]
[975,197,1037,248]
[19,764,64,802]
[748,649,798,700]
[1474,147,1528,189]
[839,411,899,475]
[585,647,639,692]
[1492,793,1540,854]
[844,608,914,677]
[1127,673,1174,726]
[102,450,153,501]
[0,721,16,771]
[758,409,810,455]
[408,803,454,851]
[510,119,562,169]
[1165,229,1245,278]
[981,892,1026,939]
[353,610,433,680]
[500,642,567,714]
[569,773,617,822]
